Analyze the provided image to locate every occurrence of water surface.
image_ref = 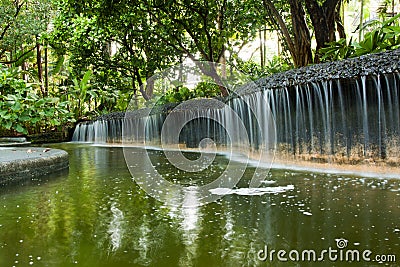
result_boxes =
[0,144,399,266]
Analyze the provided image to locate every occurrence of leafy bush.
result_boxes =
[155,82,221,106]
[319,13,400,62]
[319,38,355,62]
[354,23,400,56]
[234,56,292,80]
[0,66,75,135]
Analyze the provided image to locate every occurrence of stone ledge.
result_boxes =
[0,137,31,147]
[0,147,69,184]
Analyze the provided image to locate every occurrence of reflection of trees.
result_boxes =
[1,145,399,266]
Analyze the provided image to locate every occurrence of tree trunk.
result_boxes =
[44,44,49,95]
[21,45,27,81]
[219,47,227,79]
[36,38,44,96]
[263,0,297,64]
[131,75,139,109]
[336,1,346,39]
[259,29,264,68]
[304,0,341,62]
[145,78,154,99]
[263,28,267,66]
[289,0,313,67]
[359,0,364,41]
[263,0,312,67]
[134,67,150,101]
[392,0,395,17]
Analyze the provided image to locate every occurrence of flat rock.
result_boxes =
[0,147,69,184]
[0,137,31,147]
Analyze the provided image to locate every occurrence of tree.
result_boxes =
[0,0,53,64]
[262,0,345,66]
[304,0,343,61]
[263,0,312,67]
[143,0,263,96]
[51,0,263,98]
[49,0,178,101]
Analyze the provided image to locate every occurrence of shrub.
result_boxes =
[319,13,400,62]
[0,66,75,135]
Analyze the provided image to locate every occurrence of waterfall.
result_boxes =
[72,119,122,143]
[71,73,400,162]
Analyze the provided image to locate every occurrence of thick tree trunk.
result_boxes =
[289,0,313,67]
[145,77,154,99]
[304,0,330,52]
[263,0,312,67]
[304,0,341,62]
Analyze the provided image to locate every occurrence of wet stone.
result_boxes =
[0,147,69,184]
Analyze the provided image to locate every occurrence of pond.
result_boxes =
[0,143,399,267]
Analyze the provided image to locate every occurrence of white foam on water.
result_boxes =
[210,184,294,196]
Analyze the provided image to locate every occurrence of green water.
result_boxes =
[0,144,399,267]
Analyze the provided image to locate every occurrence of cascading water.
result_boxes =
[269,73,400,162]
[72,72,400,163]
[72,119,122,143]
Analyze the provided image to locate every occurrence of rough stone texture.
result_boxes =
[0,147,69,184]
[27,131,70,144]
[235,49,400,96]
[170,98,226,111]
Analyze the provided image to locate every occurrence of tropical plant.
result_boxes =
[354,14,400,56]
[0,66,75,135]
[70,69,93,118]
[319,38,355,62]
[319,13,400,61]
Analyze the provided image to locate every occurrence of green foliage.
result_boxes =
[49,0,266,98]
[193,82,221,98]
[320,13,400,62]
[70,68,92,117]
[54,66,135,119]
[234,56,292,80]
[0,0,54,60]
[0,66,75,135]
[156,82,221,106]
[354,22,400,56]
[319,38,355,62]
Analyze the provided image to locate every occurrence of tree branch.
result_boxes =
[0,46,35,64]
[0,1,25,41]
[262,0,296,62]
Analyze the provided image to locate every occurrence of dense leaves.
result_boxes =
[156,82,221,106]
[0,66,74,135]
[319,13,400,61]
[1,0,399,137]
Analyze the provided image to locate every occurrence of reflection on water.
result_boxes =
[0,144,399,267]
[108,202,124,252]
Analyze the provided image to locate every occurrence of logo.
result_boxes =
[122,61,276,207]
[257,239,396,263]
[335,238,348,249]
